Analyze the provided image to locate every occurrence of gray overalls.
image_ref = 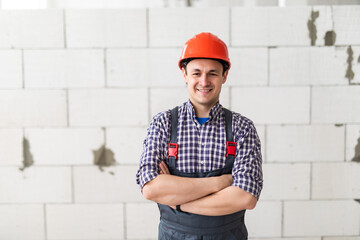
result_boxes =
[157,107,248,240]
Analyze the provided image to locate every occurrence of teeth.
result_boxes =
[198,89,211,92]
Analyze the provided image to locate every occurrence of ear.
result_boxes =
[181,67,188,84]
[222,70,229,84]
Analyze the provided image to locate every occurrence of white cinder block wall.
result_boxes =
[0,6,359,240]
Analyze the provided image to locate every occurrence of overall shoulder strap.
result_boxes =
[170,106,178,143]
[223,108,236,169]
[223,108,233,142]
[168,107,179,172]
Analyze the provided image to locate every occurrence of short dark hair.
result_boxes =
[180,58,229,75]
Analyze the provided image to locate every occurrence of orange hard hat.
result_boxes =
[178,32,230,70]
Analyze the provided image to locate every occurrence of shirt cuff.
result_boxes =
[232,177,263,199]
[139,171,159,189]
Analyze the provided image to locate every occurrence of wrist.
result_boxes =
[214,175,225,192]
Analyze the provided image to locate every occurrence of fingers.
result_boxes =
[159,161,170,175]
[162,161,170,174]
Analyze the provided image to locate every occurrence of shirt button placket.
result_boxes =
[199,125,206,169]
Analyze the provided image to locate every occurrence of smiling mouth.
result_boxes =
[197,89,212,92]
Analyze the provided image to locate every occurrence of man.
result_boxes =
[136,32,263,239]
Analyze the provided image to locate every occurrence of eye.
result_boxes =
[192,73,200,76]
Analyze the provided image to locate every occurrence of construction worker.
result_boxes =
[136,32,263,239]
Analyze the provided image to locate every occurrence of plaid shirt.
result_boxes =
[136,100,263,198]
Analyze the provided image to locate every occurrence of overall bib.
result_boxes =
[158,107,248,240]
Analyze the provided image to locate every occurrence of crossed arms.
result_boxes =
[142,161,257,216]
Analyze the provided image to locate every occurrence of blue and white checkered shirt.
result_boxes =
[136,100,263,198]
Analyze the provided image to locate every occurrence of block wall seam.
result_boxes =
[281,200,284,237]
[344,124,347,162]
[263,125,267,163]
[21,49,25,88]
[123,203,127,240]
[63,9,67,49]
[66,89,69,127]
[71,166,75,203]
[267,47,270,86]
[146,8,150,48]
[104,49,108,87]
[148,87,152,124]
[228,86,232,110]
[22,127,25,169]
[229,7,232,47]
[310,86,313,124]
[103,127,107,145]
[310,163,313,199]
[44,204,48,240]
[330,5,335,31]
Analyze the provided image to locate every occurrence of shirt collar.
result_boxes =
[186,99,223,123]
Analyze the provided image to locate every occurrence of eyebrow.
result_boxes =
[190,68,220,73]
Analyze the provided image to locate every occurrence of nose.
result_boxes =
[199,73,209,86]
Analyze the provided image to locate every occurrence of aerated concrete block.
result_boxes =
[106,127,147,165]
[68,89,148,127]
[149,8,229,47]
[25,128,104,165]
[74,166,144,203]
[24,50,104,88]
[0,50,22,88]
[0,129,23,166]
[231,6,332,46]
[333,6,360,45]
[246,201,282,237]
[312,86,360,123]
[107,48,182,88]
[126,202,160,239]
[270,47,350,86]
[227,48,268,86]
[0,9,64,48]
[267,125,345,162]
[66,9,147,48]
[0,204,45,240]
[284,200,360,236]
[312,162,360,199]
[261,163,311,200]
[231,87,310,124]
[0,90,67,127]
[47,204,124,239]
[0,167,72,203]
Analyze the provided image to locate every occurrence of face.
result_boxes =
[182,59,228,112]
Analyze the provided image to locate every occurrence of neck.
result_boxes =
[191,101,217,118]
[195,106,210,118]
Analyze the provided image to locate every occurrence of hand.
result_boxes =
[159,161,170,175]
[217,174,233,191]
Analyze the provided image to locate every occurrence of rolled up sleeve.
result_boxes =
[136,112,169,189]
[232,120,263,199]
